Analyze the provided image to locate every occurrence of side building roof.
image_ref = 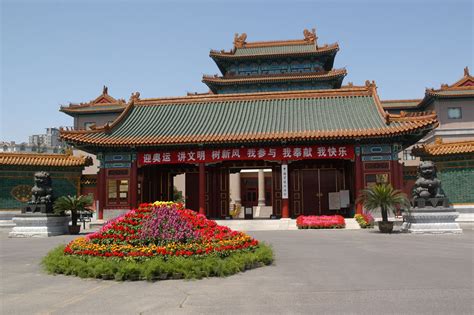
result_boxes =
[60,86,126,117]
[0,152,93,167]
[412,138,474,159]
[60,83,438,150]
[382,67,474,112]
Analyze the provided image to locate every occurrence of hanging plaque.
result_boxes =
[281,164,288,199]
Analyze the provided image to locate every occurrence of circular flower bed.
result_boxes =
[42,202,273,281]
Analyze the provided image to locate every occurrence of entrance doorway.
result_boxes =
[301,169,338,215]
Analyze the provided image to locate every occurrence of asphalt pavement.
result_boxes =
[1,226,473,315]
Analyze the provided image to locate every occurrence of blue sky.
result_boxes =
[1,0,472,142]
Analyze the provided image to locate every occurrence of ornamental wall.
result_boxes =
[0,167,82,209]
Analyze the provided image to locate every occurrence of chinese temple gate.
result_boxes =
[60,29,438,220]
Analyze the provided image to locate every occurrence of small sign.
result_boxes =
[329,192,340,210]
[339,190,350,208]
[282,164,288,199]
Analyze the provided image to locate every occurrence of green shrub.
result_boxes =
[42,243,273,281]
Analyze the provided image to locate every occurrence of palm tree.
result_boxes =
[54,195,93,230]
[357,184,410,232]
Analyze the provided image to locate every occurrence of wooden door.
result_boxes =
[319,169,338,214]
[241,177,258,207]
[206,167,229,218]
[272,165,282,216]
[302,170,319,215]
[141,167,173,203]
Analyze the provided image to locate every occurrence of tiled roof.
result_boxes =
[210,43,339,59]
[60,85,438,148]
[425,87,474,98]
[60,104,126,114]
[60,86,126,116]
[381,99,422,109]
[412,139,474,157]
[382,68,474,111]
[0,152,92,167]
[202,69,346,85]
[210,30,337,59]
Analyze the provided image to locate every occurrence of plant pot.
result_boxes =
[378,221,394,233]
[68,225,81,235]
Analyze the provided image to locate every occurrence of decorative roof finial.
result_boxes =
[464,66,470,77]
[303,28,317,43]
[435,137,443,145]
[129,91,141,104]
[103,85,108,95]
[233,33,247,48]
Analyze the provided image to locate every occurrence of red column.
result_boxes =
[198,163,206,216]
[398,161,404,190]
[130,160,138,209]
[97,168,106,220]
[391,160,398,189]
[281,162,290,218]
[354,147,363,214]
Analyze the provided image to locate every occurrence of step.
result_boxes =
[344,218,361,230]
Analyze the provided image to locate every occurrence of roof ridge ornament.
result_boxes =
[464,66,470,77]
[303,28,317,45]
[234,33,247,49]
[103,85,108,95]
[129,91,141,104]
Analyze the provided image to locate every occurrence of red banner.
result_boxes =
[138,145,354,166]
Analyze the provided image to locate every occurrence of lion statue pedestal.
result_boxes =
[9,172,68,238]
[400,161,462,234]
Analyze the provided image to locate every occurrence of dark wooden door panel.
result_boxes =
[272,165,282,216]
[302,170,319,215]
[319,169,338,214]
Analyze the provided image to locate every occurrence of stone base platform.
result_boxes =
[9,214,69,238]
[400,207,462,234]
[0,210,20,229]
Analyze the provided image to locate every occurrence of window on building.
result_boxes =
[107,179,129,206]
[447,107,462,119]
[84,122,96,130]
[403,150,416,160]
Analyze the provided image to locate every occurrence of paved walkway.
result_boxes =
[1,226,473,314]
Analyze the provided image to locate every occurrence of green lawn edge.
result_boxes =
[41,243,274,281]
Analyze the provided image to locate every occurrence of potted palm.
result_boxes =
[357,183,410,233]
[54,195,93,234]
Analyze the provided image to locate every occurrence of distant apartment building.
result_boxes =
[2,128,66,154]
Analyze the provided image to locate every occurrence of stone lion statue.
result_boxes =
[29,171,54,205]
[412,161,444,199]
